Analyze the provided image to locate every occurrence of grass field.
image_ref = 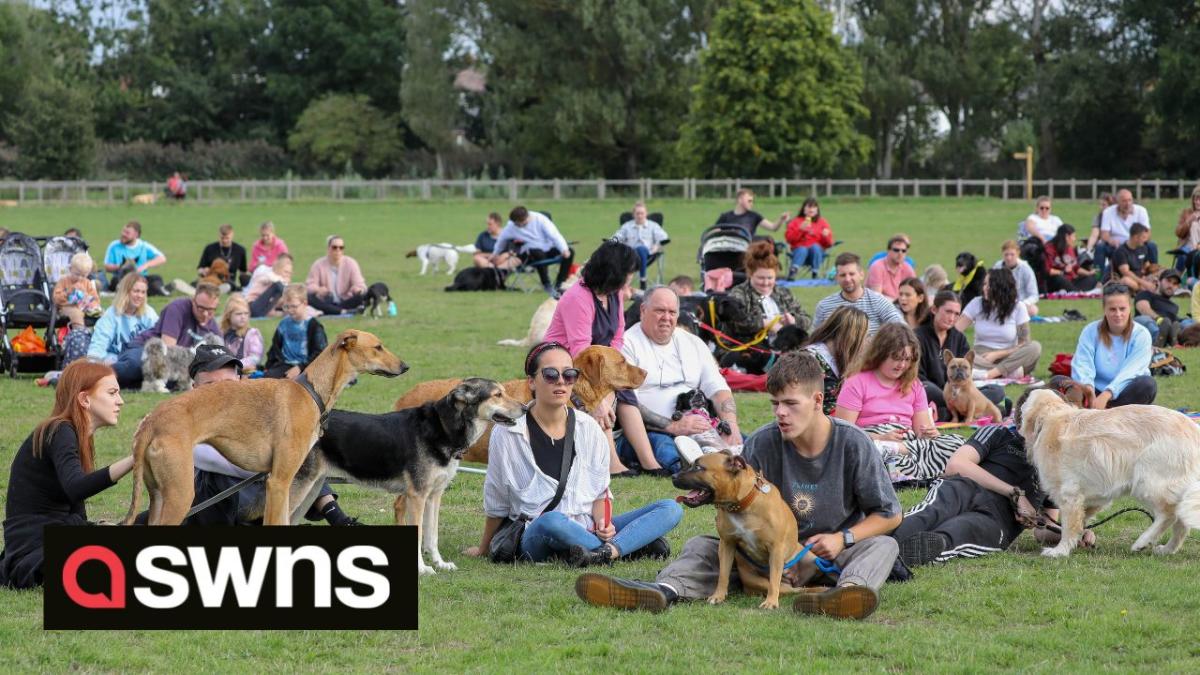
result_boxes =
[2,197,1200,672]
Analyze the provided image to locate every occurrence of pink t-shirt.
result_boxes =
[867,259,915,300]
[837,371,928,428]
[250,237,290,272]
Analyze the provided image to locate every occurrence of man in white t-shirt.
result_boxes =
[1096,189,1157,277]
[618,287,742,473]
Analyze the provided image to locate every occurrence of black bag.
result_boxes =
[489,410,577,563]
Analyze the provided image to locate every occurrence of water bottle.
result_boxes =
[387,300,397,317]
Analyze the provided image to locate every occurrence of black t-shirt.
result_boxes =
[1110,243,1148,280]
[198,241,248,286]
[915,322,971,388]
[717,210,765,237]
[1134,290,1179,321]
[475,230,497,254]
[965,425,1050,508]
[3,424,115,524]
[526,414,565,481]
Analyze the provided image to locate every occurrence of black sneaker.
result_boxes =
[574,573,673,612]
[567,544,614,568]
[624,537,671,561]
[793,584,879,620]
[644,467,674,478]
[899,531,950,568]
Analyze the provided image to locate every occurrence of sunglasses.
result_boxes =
[891,247,908,253]
[329,245,345,250]
[1103,282,1131,295]
[539,367,580,384]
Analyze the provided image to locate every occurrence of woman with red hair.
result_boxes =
[0,361,134,588]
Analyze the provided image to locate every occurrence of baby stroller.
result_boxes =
[698,224,752,291]
[0,232,62,377]
[43,234,89,286]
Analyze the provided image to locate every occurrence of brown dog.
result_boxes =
[943,350,1003,424]
[393,345,647,464]
[1046,375,1095,409]
[122,330,408,526]
[199,258,231,287]
[673,452,817,609]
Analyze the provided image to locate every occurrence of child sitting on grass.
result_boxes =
[263,284,327,380]
[219,295,264,373]
[51,253,102,329]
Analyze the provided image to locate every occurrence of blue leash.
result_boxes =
[794,541,841,575]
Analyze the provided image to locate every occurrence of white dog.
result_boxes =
[1018,388,1200,558]
[406,244,476,275]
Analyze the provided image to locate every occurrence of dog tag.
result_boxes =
[759,483,771,494]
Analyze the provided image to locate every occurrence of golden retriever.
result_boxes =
[1018,388,1200,558]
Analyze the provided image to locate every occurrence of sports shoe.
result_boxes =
[792,584,879,620]
[898,531,950,568]
[574,573,674,612]
[624,537,671,561]
[674,436,704,468]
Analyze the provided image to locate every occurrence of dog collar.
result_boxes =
[718,475,771,513]
[295,373,330,434]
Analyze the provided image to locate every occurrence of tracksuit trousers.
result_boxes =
[892,477,1022,563]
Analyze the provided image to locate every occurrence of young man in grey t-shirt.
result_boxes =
[575,351,902,620]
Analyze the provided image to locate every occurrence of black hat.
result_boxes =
[1160,268,1183,283]
[189,343,243,380]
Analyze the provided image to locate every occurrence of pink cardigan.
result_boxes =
[543,282,623,357]
[306,256,367,299]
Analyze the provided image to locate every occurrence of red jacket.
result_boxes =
[785,217,833,249]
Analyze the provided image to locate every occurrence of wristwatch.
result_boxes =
[842,529,856,548]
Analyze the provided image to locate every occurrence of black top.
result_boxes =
[965,425,1049,507]
[1110,243,1148,280]
[526,413,564,481]
[198,241,248,287]
[590,291,621,348]
[4,423,114,524]
[915,321,971,389]
[717,210,765,237]
[475,231,497,253]
[1135,290,1179,321]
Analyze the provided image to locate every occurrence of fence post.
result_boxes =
[983,178,990,199]
[466,178,473,200]
[871,178,877,197]
[853,178,860,197]
[1002,178,1008,200]
[38,181,43,201]
[1070,178,1076,200]
[939,178,946,197]
[1111,178,1118,196]
[509,179,518,201]
[1180,179,1186,199]
[647,178,653,200]
[1047,177,1054,199]
[1135,178,1142,201]
[553,178,561,200]
[1155,179,1161,200]
[1091,179,1097,200]
[18,182,24,202]
[598,179,606,200]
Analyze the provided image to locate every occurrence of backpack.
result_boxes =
[1150,347,1186,377]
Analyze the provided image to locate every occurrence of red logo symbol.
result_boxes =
[62,545,125,609]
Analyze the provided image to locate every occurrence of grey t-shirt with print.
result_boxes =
[743,417,900,540]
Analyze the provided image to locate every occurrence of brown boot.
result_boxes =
[792,584,879,620]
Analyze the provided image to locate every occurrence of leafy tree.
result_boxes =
[288,94,403,176]
[400,0,462,177]
[9,78,96,179]
[677,0,870,178]
[479,0,711,177]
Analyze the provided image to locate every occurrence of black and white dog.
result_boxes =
[311,378,526,575]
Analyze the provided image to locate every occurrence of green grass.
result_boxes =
[2,197,1200,672]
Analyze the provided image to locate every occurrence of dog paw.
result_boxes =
[435,560,458,571]
[706,594,726,605]
[1131,541,1149,552]
[1153,544,1175,556]
[758,599,779,610]
[1041,546,1070,559]
[418,564,437,576]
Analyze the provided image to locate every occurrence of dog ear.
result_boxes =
[725,454,749,472]
[337,332,358,351]
[964,349,975,366]
[942,349,953,366]
[1079,385,1095,409]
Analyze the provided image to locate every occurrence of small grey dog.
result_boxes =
[141,333,223,393]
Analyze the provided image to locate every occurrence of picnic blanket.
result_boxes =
[777,279,836,288]
[1041,289,1102,300]
[720,367,767,392]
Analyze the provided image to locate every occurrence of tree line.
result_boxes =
[0,0,1196,181]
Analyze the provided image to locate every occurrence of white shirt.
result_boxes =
[613,220,668,250]
[483,411,610,529]
[1100,203,1151,245]
[1024,213,1063,240]
[804,342,839,377]
[620,323,730,419]
[492,211,570,255]
[963,296,1030,351]
[760,295,781,322]
[194,444,256,479]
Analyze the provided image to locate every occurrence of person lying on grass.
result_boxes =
[574,350,901,620]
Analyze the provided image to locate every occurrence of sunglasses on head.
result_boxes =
[539,367,580,384]
[1103,282,1131,296]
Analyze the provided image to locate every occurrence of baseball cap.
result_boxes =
[189,343,243,380]
[1160,269,1182,283]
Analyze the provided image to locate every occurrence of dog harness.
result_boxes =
[295,372,331,435]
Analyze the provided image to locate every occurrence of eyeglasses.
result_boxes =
[540,367,580,384]
[890,247,908,253]
[194,303,219,313]
[1038,205,1051,211]
[281,303,302,310]
[329,245,345,250]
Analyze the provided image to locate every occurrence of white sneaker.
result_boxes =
[1005,366,1024,380]
[674,436,704,467]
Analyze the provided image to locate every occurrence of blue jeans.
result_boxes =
[789,245,825,272]
[616,431,683,474]
[113,345,144,389]
[518,499,683,562]
[633,245,651,278]
[1134,316,1159,343]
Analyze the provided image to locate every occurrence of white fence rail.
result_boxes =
[0,177,1197,204]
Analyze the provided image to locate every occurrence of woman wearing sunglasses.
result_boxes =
[468,342,682,566]
[1070,283,1156,408]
